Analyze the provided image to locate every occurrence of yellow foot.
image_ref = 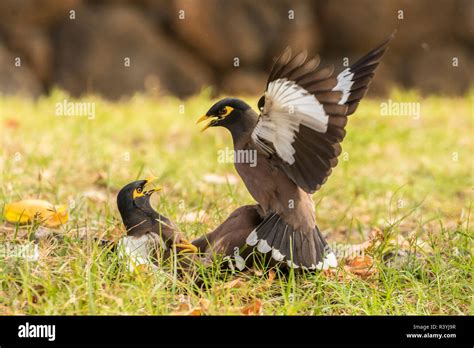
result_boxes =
[173,238,198,254]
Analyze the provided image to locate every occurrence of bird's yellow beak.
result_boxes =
[143,176,162,195]
[196,114,218,132]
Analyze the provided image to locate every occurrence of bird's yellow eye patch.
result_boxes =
[218,106,234,117]
[133,187,144,199]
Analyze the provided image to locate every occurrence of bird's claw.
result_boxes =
[173,238,198,254]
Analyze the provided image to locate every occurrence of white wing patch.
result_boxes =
[251,78,329,165]
[333,68,354,105]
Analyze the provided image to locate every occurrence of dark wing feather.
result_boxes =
[252,32,395,194]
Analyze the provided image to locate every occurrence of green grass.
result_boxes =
[0,89,472,315]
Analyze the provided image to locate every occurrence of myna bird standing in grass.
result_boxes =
[197,33,395,270]
[116,178,197,269]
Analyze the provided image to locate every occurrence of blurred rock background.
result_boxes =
[0,0,472,99]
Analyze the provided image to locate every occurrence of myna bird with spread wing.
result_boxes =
[197,33,395,270]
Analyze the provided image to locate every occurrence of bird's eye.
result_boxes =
[218,107,228,116]
[257,96,265,111]
[136,187,142,193]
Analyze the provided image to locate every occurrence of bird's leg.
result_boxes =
[173,238,198,254]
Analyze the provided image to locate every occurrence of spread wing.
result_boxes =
[251,32,395,193]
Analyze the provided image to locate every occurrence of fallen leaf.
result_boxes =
[172,301,203,316]
[345,255,376,278]
[4,199,68,228]
[346,255,373,268]
[241,299,262,315]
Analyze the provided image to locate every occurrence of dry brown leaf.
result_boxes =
[346,255,373,269]
[241,299,262,315]
[345,255,376,278]
[172,301,204,316]
[324,255,377,281]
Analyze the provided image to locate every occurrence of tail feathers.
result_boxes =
[246,213,337,270]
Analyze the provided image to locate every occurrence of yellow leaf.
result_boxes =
[4,199,68,228]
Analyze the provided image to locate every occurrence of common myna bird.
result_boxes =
[116,178,197,269]
[197,34,394,270]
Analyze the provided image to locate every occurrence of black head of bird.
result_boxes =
[117,178,197,253]
[196,98,258,143]
[117,178,162,235]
